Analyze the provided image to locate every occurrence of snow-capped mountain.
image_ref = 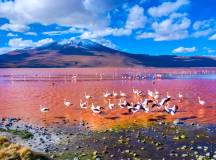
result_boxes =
[0,39,216,68]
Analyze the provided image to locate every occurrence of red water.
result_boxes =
[0,68,216,130]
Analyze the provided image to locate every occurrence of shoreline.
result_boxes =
[0,117,215,159]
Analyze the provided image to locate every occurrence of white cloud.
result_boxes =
[172,46,196,53]
[8,38,34,49]
[6,33,18,37]
[148,0,189,17]
[0,47,12,55]
[36,38,54,47]
[209,33,216,40]
[25,32,38,36]
[203,47,215,54]
[137,13,191,41]
[80,5,146,39]
[80,27,131,39]
[43,27,85,36]
[0,0,123,30]
[7,38,54,50]
[192,19,216,38]
[126,5,146,30]
[0,23,29,32]
[93,39,117,49]
[0,37,54,54]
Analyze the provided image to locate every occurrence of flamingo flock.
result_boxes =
[39,88,206,117]
[78,89,179,115]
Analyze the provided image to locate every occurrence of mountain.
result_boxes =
[0,39,216,68]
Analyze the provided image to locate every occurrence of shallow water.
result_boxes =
[0,68,216,130]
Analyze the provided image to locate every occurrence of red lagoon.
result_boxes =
[0,68,215,130]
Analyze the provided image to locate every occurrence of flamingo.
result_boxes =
[108,99,114,109]
[178,92,183,99]
[103,91,112,98]
[158,97,171,106]
[128,103,139,113]
[133,88,137,94]
[198,97,205,105]
[164,104,178,116]
[80,99,87,109]
[148,90,155,98]
[166,92,171,98]
[133,101,142,111]
[112,90,118,97]
[142,99,152,112]
[40,105,49,112]
[85,92,92,100]
[64,99,72,107]
[154,94,160,101]
[91,103,101,114]
[133,88,142,96]
[118,99,130,108]
[154,89,159,95]
[120,91,126,97]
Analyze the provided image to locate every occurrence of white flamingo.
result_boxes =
[154,89,159,95]
[40,105,49,122]
[40,105,49,112]
[148,90,155,98]
[80,99,87,109]
[164,104,178,116]
[158,97,171,106]
[166,92,171,98]
[112,90,118,97]
[142,99,152,112]
[178,92,183,99]
[120,91,126,97]
[154,94,160,101]
[133,88,142,96]
[133,88,137,94]
[128,103,139,113]
[108,99,114,109]
[85,92,92,100]
[91,103,101,114]
[198,97,205,105]
[118,99,129,108]
[103,91,112,98]
[64,99,71,107]
[133,88,140,95]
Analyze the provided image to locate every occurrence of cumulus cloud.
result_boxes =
[203,47,215,54]
[8,38,35,49]
[80,27,131,39]
[7,38,54,50]
[137,13,191,41]
[0,47,12,55]
[0,23,29,32]
[126,5,146,30]
[36,38,54,47]
[209,33,216,40]
[7,33,18,37]
[148,0,189,17]
[172,46,196,53]
[0,0,124,30]
[93,39,117,49]
[25,32,38,36]
[43,27,85,36]
[192,19,216,38]
[80,5,145,39]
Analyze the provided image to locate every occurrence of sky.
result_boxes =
[0,0,216,56]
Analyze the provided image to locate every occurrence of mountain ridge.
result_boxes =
[0,39,216,68]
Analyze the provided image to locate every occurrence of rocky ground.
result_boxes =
[0,117,215,160]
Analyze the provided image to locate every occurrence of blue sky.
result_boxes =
[0,0,216,56]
